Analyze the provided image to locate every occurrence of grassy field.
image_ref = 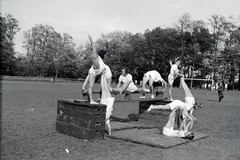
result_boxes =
[1,80,240,160]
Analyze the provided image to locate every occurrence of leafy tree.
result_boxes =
[224,26,240,89]
[0,13,20,75]
[144,27,182,79]
[23,25,81,77]
[95,31,133,81]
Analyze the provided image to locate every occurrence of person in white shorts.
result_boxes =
[168,58,184,101]
[111,68,138,94]
[147,77,203,124]
[82,35,112,104]
[82,64,112,100]
[100,68,115,135]
[162,107,194,140]
[139,70,167,99]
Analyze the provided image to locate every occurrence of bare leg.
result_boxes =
[141,75,148,90]
[88,73,97,104]
[147,104,171,112]
[149,77,154,99]
[88,35,100,70]
[180,77,193,97]
[111,87,123,94]
[168,82,174,101]
[139,76,148,98]
[164,109,177,129]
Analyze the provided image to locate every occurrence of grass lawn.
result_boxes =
[1,80,240,160]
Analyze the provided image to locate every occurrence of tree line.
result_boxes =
[1,13,240,89]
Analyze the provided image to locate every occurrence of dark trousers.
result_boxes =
[218,91,224,102]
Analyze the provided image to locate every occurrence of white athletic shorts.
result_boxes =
[185,97,195,111]
[168,100,186,110]
[100,97,115,120]
[88,56,105,76]
[163,127,179,137]
[163,127,185,137]
[89,64,112,79]
[168,76,175,85]
[103,65,112,79]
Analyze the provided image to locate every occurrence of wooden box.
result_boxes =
[56,99,106,140]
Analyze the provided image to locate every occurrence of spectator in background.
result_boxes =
[218,81,224,102]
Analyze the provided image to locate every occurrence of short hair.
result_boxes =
[122,68,129,74]
[193,102,203,110]
[175,57,181,63]
[98,50,107,59]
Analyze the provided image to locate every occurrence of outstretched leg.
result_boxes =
[147,104,171,112]
[148,77,154,99]
[88,35,100,70]
[180,77,193,97]
[88,73,98,104]
[168,77,174,101]
[139,76,148,98]
[164,108,177,129]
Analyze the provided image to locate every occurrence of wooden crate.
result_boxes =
[56,99,106,140]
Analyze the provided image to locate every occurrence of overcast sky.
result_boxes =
[1,0,240,54]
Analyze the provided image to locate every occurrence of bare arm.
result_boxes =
[184,118,194,131]
[182,109,196,121]
[174,69,183,77]
[119,80,131,94]
[88,35,98,60]
[116,80,121,88]
[169,60,173,67]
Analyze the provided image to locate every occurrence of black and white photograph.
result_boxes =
[1,0,240,159]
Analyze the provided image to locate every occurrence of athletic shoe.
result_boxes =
[139,96,146,99]
[105,129,111,135]
[150,95,154,99]
[182,132,194,140]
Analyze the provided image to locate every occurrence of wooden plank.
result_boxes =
[57,105,105,120]
[58,100,106,113]
[56,114,105,129]
[56,121,105,140]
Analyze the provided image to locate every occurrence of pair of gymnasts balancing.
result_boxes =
[147,77,203,139]
[83,35,203,138]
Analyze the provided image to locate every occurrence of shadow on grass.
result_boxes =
[207,99,219,102]
[110,114,139,122]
